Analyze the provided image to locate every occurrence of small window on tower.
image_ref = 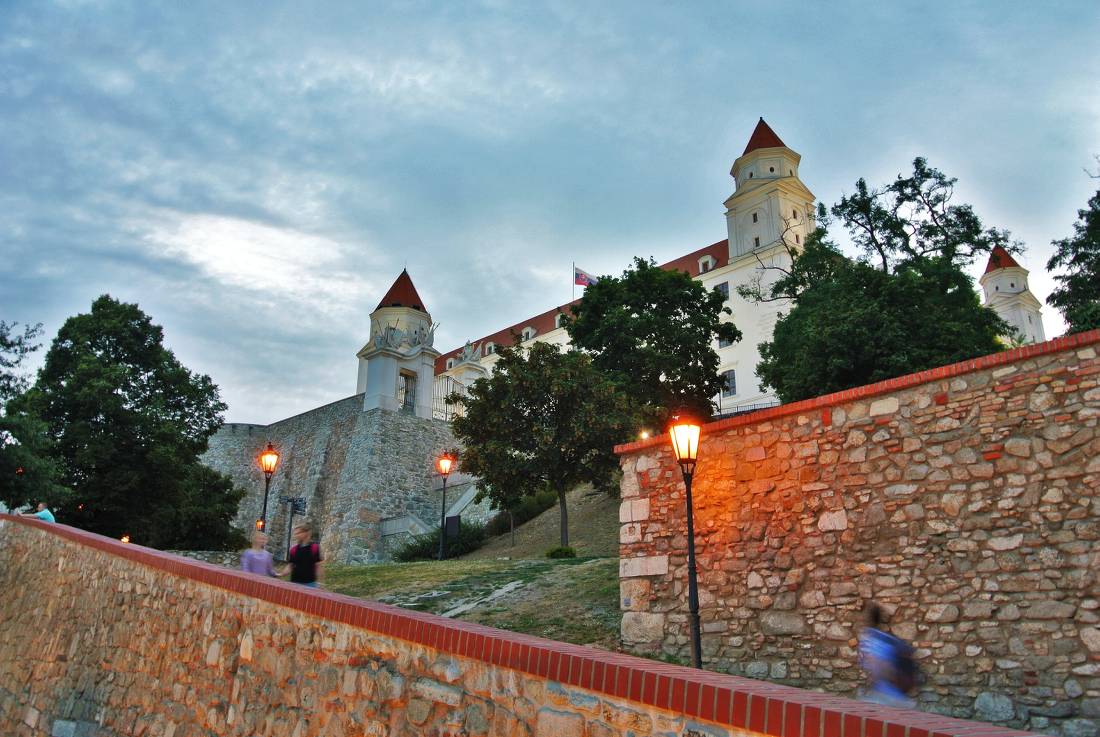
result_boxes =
[752,213,758,223]
[749,172,754,178]
[793,209,797,218]
[1010,283,1015,288]
[789,169,793,175]
[754,236,760,248]
[795,234,800,244]
[769,166,775,173]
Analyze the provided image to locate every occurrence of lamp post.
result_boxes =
[257,442,280,532]
[668,413,703,669]
[436,452,455,560]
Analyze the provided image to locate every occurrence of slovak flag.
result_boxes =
[574,266,597,287]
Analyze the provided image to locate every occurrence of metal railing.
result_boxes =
[432,376,467,422]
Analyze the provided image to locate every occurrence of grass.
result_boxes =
[325,556,621,649]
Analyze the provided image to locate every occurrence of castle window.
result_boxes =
[521,327,536,341]
[754,236,760,248]
[795,234,800,244]
[485,342,496,355]
[721,369,737,397]
[1010,282,1015,288]
[714,282,729,300]
[698,255,716,273]
[752,213,758,223]
[789,170,793,175]
[554,313,565,329]
[748,172,753,178]
[769,166,775,173]
[446,358,455,370]
[793,209,797,218]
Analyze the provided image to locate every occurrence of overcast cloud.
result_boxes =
[2,1,1098,423]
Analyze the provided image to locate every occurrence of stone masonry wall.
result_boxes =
[616,330,1100,737]
[203,397,459,563]
[0,517,1037,737]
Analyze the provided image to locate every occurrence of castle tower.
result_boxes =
[724,118,817,263]
[979,246,1046,344]
[356,270,441,418]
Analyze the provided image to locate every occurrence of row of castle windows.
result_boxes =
[444,323,547,369]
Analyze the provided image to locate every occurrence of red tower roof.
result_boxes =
[742,117,787,155]
[376,269,427,312]
[983,245,1022,274]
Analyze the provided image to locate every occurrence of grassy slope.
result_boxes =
[325,486,623,648]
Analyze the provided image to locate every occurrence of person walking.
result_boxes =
[22,502,55,523]
[859,602,918,708]
[240,531,277,577]
[280,522,323,588]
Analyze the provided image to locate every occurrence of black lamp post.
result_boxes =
[257,442,280,532]
[436,452,455,560]
[668,413,703,668]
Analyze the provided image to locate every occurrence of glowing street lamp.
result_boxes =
[436,452,456,561]
[257,442,280,532]
[668,412,703,668]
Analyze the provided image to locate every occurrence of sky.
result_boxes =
[2,1,1098,424]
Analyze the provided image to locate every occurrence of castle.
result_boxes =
[202,119,1046,562]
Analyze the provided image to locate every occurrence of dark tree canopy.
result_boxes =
[750,159,1013,403]
[449,341,637,547]
[0,321,66,509]
[757,240,1008,402]
[562,256,740,422]
[28,295,245,549]
[1046,187,1100,334]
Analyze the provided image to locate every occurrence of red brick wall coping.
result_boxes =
[616,328,1100,455]
[3,515,1039,737]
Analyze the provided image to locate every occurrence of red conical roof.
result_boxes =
[983,245,1022,274]
[743,117,786,155]
[376,269,427,312]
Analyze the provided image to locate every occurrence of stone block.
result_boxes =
[1082,627,1100,652]
[925,604,959,623]
[974,692,1015,722]
[869,397,899,416]
[759,611,807,636]
[817,509,848,531]
[1027,600,1076,620]
[622,612,666,642]
[619,555,668,578]
[619,523,641,545]
[536,708,585,737]
[619,498,650,523]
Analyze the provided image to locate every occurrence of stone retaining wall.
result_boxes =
[203,400,466,563]
[0,517,1037,737]
[615,330,1100,736]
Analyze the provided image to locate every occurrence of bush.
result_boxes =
[545,545,577,559]
[393,520,488,562]
[485,489,557,537]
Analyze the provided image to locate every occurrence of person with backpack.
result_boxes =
[279,522,323,588]
[859,602,919,708]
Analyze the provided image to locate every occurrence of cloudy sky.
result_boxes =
[2,1,1098,424]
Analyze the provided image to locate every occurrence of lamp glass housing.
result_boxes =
[259,443,280,476]
[437,454,455,477]
[669,421,701,476]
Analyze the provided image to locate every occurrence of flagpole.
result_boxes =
[572,261,575,302]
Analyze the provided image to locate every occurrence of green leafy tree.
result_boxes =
[748,159,1011,402]
[0,321,66,509]
[1046,187,1100,334]
[562,257,740,423]
[28,296,245,548]
[450,341,637,547]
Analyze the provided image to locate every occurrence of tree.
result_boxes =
[0,321,66,509]
[748,159,1012,402]
[28,295,245,548]
[1046,187,1100,334]
[450,341,637,547]
[562,257,740,423]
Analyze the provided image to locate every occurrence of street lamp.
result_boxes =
[436,452,456,561]
[257,442,280,532]
[668,412,703,668]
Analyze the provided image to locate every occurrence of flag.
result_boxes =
[574,266,597,287]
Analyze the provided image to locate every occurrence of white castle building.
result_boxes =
[357,119,1045,419]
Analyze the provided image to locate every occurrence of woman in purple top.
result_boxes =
[240,532,277,577]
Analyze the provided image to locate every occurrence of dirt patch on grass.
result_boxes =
[325,557,622,649]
